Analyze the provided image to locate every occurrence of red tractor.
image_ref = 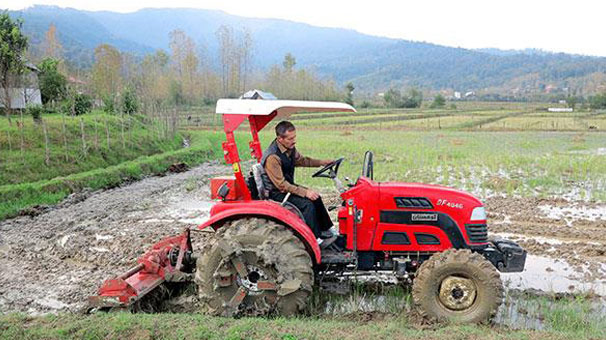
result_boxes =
[90,99,526,323]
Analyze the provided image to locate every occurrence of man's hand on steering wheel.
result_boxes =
[312,157,344,178]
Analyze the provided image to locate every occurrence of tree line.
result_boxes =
[1,12,351,124]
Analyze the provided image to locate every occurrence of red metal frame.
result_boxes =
[221,111,278,200]
[249,112,277,162]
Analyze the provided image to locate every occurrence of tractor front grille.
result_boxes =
[465,224,488,243]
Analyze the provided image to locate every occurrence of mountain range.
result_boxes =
[9,5,606,96]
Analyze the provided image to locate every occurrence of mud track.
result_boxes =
[1,163,605,314]
[0,161,227,314]
[485,197,606,287]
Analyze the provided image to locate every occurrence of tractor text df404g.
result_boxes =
[90,99,526,323]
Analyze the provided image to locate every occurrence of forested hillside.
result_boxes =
[8,5,606,96]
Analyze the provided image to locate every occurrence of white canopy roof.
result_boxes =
[215,99,356,117]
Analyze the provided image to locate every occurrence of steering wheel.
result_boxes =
[312,157,344,179]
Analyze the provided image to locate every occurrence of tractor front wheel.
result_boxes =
[195,218,314,317]
[412,249,503,323]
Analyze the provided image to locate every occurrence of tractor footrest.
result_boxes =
[321,250,356,264]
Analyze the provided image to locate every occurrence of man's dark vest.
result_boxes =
[260,139,296,193]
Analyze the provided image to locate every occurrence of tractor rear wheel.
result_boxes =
[195,218,314,317]
[412,249,503,323]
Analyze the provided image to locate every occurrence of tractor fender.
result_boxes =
[197,201,321,263]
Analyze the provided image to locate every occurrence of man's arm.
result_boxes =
[265,155,308,197]
[294,150,332,167]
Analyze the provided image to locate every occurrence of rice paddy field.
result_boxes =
[228,103,606,202]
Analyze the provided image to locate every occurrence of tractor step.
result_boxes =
[321,250,356,264]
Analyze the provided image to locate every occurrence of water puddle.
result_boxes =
[494,232,604,246]
[495,291,606,331]
[58,234,73,248]
[89,247,110,253]
[311,275,606,331]
[538,204,606,222]
[35,297,68,310]
[142,199,214,226]
[569,147,606,156]
[502,255,606,296]
[94,234,113,241]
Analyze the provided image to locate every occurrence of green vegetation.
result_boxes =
[0,12,28,123]
[2,276,604,339]
[0,311,582,340]
[383,88,423,108]
[10,6,606,98]
[0,111,239,219]
[589,93,606,109]
[121,86,139,114]
[37,57,67,105]
[1,112,180,185]
[4,103,605,220]
[430,93,446,109]
[0,128,231,220]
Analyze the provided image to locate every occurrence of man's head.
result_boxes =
[275,121,296,150]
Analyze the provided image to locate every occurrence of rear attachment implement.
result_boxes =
[88,228,195,311]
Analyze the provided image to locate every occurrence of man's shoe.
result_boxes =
[319,235,338,249]
[319,230,335,239]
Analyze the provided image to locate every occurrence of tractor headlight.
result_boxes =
[470,207,487,221]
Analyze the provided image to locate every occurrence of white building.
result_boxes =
[0,88,42,109]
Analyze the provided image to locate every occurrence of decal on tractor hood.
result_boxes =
[411,213,439,222]
[436,199,464,209]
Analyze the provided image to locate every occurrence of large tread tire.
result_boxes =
[412,249,503,324]
[195,218,313,317]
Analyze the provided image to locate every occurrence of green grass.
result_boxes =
[541,295,606,337]
[0,312,575,340]
[0,111,182,186]
[0,128,239,220]
[2,283,604,339]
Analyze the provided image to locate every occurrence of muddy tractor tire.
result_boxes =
[412,249,503,323]
[195,218,314,317]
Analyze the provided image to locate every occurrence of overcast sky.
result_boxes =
[4,0,605,57]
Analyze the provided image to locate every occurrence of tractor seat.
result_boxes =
[251,163,270,199]
[251,163,305,221]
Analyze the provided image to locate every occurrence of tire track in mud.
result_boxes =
[0,161,228,314]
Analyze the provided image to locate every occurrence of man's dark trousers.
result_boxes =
[269,192,333,237]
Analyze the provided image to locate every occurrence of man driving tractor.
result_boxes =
[260,121,334,239]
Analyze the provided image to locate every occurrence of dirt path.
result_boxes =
[1,164,605,314]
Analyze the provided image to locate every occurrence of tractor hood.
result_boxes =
[378,181,485,223]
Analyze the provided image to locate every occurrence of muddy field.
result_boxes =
[1,161,605,315]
